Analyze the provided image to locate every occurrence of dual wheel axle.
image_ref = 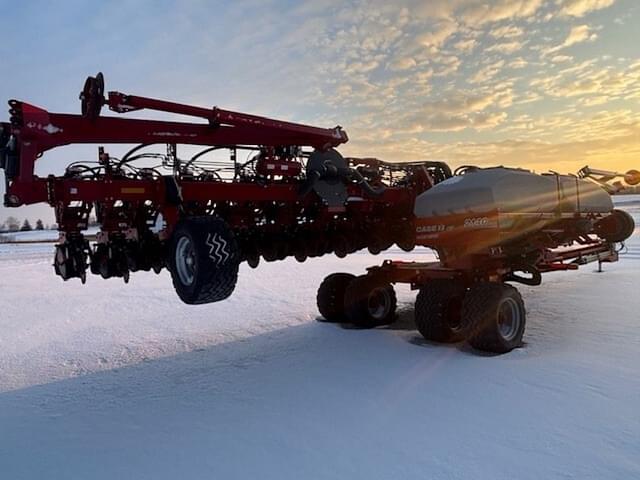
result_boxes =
[317,273,526,354]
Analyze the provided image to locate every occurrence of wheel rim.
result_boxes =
[498,297,522,341]
[367,287,391,320]
[175,236,196,286]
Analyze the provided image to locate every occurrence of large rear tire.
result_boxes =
[344,275,397,328]
[317,273,355,322]
[462,282,526,354]
[597,209,635,243]
[415,279,466,343]
[169,216,240,305]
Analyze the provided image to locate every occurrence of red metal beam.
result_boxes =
[107,92,348,147]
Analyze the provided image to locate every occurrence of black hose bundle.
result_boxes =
[302,148,386,199]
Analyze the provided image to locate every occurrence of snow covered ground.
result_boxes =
[0,226,99,243]
[0,197,638,479]
[0,229,59,243]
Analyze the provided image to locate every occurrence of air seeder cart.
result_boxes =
[318,166,636,353]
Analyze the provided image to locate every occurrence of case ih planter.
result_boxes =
[1,74,636,353]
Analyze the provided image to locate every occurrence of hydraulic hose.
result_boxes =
[347,168,385,197]
[504,264,542,286]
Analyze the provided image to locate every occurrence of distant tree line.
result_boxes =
[0,214,95,233]
[614,185,640,195]
[0,216,49,233]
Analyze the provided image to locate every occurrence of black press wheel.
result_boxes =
[415,279,466,343]
[169,216,240,305]
[316,273,356,322]
[462,282,526,354]
[344,275,397,328]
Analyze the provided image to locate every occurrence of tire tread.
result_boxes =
[317,273,355,322]
[169,216,240,305]
[415,279,465,343]
[462,282,524,353]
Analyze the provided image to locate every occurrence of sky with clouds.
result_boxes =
[1,0,639,222]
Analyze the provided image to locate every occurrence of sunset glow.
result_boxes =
[1,0,639,221]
